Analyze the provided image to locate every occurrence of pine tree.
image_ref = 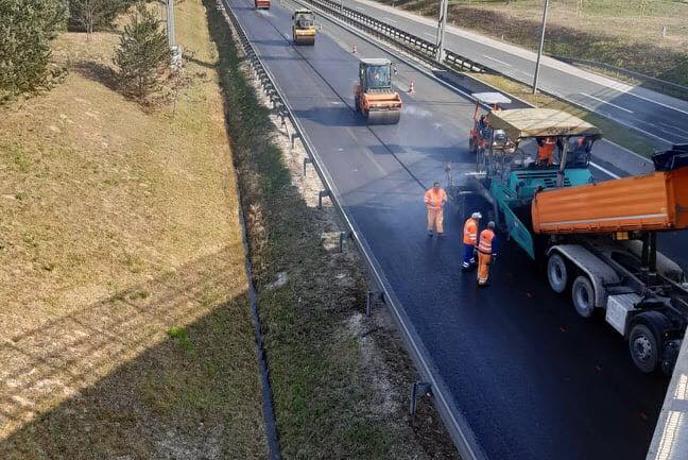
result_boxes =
[0,0,67,101]
[114,3,169,100]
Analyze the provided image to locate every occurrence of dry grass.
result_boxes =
[382,0,688,87]
[0,0,266,457]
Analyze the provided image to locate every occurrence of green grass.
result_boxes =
[167,325,194,352]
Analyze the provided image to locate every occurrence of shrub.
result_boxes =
[114,2,169,101]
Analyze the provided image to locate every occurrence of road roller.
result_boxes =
[354,58,402,125]
[292,9,316,45]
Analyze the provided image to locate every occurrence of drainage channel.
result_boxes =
[216,1,282,458]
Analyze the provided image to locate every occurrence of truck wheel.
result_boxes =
[547,253,568,294]
[629,323,660,373]
[571,275,594,318]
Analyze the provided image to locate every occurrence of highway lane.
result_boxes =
[338,0,688,147]
[226,1,674,458]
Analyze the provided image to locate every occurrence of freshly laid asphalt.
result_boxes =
[225,1,685,458]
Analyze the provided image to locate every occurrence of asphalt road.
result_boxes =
[226,1,683,458]
[340,0,688,148]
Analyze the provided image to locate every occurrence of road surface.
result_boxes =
[340,0,688,148]
[224,1,686,458]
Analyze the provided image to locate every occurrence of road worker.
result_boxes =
[477,221,498,286]
[461,211,481,270]
[424,181,447,237]
[536,136,556,166]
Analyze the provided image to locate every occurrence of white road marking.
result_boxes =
[423,32,435,39]
[382,16,398,24]
[612,88,688,117]
[658,122,688,138]
[579,92,634,114]
[482,54,512,68]
[572,98,672,144]
[590,161,620,179]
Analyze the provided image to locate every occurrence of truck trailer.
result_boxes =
[462,108,688,374]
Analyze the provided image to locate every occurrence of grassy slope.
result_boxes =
[0,1,266,458]
[385,0,688,87]
[205,0,458,458]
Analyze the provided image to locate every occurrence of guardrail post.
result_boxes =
[410,381,432,420]
[291,130,301,149]
[365,290,384,316]
[338,231,348,253]
[303,157,312,175]
[318,189,331,209]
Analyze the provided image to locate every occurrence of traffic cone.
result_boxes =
[352,44,357,54]
[408,80,415,95]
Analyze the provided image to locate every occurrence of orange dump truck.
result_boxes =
[532,165,688,234]
[255,0,270,9]
[529,145,688,375]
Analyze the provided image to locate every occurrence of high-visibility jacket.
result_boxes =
[463,218,478,245]
[537,137,556,162]
[478,228,496,254]
[424,188,447,210]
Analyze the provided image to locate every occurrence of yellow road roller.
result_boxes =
[292,9,316,46]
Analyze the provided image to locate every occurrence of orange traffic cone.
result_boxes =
[408,80,415,95]
[352,44,357,54]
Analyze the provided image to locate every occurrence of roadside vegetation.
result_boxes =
[205,0,459,457]
[1,0,267,457]
[378,0,688,92]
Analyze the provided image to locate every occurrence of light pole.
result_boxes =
[167,0,182,69]
[532,0,550,94]
[167,0,176,50]
[435,0,448,63]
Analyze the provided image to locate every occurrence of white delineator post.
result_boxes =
[532,0,550,94]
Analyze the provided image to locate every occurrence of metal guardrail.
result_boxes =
[301,0,484,73]
[218,1,484,459]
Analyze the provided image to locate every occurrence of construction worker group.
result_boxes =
[424,183,498,286]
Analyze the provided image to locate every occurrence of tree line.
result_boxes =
[1,0,169,102]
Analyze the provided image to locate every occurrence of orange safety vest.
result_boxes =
[424,188,447,209]
[478,228,495,254]
[463,218,478,245]
[538,138,556,162]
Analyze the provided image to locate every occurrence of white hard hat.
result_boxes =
[471,212,482,219]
